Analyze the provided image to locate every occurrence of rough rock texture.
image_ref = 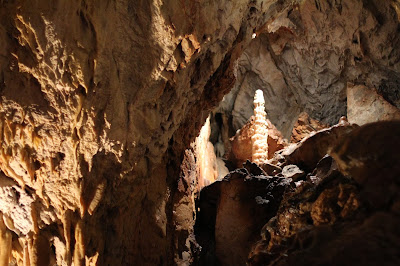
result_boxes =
[1,0,400,265]
[0,0,290,264]
[248,121,400,266]
[171,147,200,265]
[195,162,291,266]
[290,112,329,143]
[276,121,357,171]
[215,0,400,140]
[347,83,400,125]
[230,116,287,167]
[331,121,400,209]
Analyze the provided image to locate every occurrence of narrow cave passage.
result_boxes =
[174,1,400,264]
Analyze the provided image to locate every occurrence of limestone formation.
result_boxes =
[0,0,400,265]
[230,116,286,167]
[196,164,290,266]
[195,116,218,188]
[251,90,269,165]
[215,0,400,141]
[0,0,276,264]
[0,213,12,266]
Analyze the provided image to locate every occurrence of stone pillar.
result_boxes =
[251,90,269,164]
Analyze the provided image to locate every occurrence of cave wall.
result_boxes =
[216,0,400,138]
[0,0,297,264]
[0,0,399,265]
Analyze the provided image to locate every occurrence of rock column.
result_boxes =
[251,90,269,164]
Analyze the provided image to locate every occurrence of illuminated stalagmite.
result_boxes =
[251,90,269,164]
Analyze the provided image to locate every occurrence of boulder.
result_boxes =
[277,123,357,171]
[331,120,400,209]
[196,164,291,265]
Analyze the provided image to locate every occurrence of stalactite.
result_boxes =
[62,211,72,265]
[22,236,31,266]
[251,90,269,165]
[0,213,12,266]
[73,220,85,266]
[11,238,24,265]
[30,234,50,266]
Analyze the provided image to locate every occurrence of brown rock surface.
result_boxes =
[331,121,400,210]
[248,121,400,266]
[290,112,329,143]
[196,164,291,266]
[0,0,281,264]
[347,84,400,125]
[1,0,400,265]
[277,122,357,171]
[230,116,287,167]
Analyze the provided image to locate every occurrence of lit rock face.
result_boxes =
[0,0,287,264]
[230,116,286,167]
[290,112,329,143]
[195,116,221,188]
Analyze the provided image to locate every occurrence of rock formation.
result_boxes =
[347,83,400,125]
[214,0,400,141]
[229,116,287,168]
[195,161,291,266]
[195,116,218,188]
[251,90,269,165]
[290,112,329,143]
[248,121,400,266]
[197,120,400,265]
[0,0,274,264]
[0,0,400,265]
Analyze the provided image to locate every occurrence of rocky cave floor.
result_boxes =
[191,116,400,266]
